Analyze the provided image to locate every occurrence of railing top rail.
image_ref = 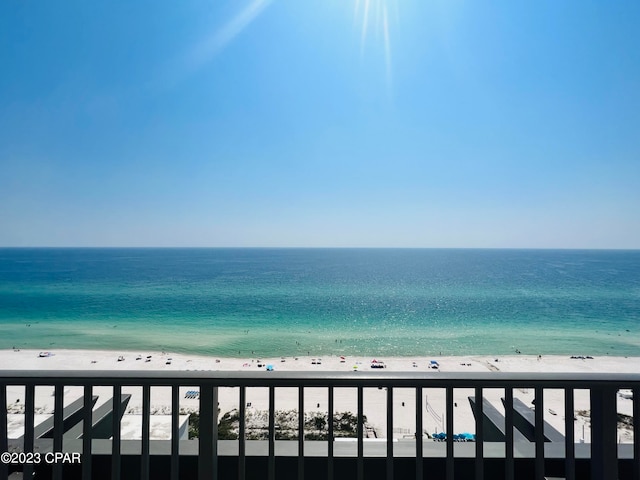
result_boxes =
[1,370,640,388]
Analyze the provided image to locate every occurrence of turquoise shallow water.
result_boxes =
[0,248,638,357]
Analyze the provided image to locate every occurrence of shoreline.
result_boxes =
[4,348,640,373]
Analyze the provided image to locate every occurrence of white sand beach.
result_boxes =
[3,349,638,443]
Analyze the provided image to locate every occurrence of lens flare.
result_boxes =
[355,0,395,93]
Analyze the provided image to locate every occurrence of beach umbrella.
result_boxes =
[266,365,274,371]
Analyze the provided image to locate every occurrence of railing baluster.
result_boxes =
[415,386,423,480]
[357,386,364,480]
[590,386,618,480]
[82,385,93,480]
[198,384,215,480]
[505,387,514,480]
[474,387,483,480]
[0,384,7,480]
[328,386,334,480]
[239,386,246,480]
[141,385,150,480]
[446,386,453,480]
[298,386,304,479]
[564,388,575,480]
[386,386,393,480]
[111,384,122,480]
[634,386,640,480]
[171,385,180,480]
[23,383,35,479]
[53,383,64,480]
[534,387,544,480]
[213,386,219,479]
[268,386,275,480]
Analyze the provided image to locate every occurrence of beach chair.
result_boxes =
[184,390,200,399]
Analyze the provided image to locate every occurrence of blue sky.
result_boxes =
[1,0,638,248]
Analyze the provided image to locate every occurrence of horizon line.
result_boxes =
[1,246,639,251]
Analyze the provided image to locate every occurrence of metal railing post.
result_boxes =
[634,386,639,480]
[564,388,575,480]
[534,387,544,480]
[24,383,35,479]
[198,384,216,480]
[328,386,334,480]
[474,386,484,480]
[53,384,64,480]
[386,386,393,480]
[298,386,304,479]
[269,386,276,480]
[171,385,180,480]
[0,384,7,480]
[505,388,514,480]
[415,386,423,480]
[239,386,246,480]
[446,386,454,480]
[141,385,150,480]
[82,384,93,480]
[590,386,618,480]
[111,384,122,480]
[212,386,219,479]
[357,386,364,480]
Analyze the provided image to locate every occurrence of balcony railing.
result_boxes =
[1,370,639,480]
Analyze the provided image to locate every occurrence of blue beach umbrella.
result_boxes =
[266,364,274,371]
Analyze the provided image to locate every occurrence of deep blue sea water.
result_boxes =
[0,248,639,357]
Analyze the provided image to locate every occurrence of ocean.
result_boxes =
[0,248,638,357]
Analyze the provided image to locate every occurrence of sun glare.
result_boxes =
[353,0,397,90]
[186,0,272,74]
